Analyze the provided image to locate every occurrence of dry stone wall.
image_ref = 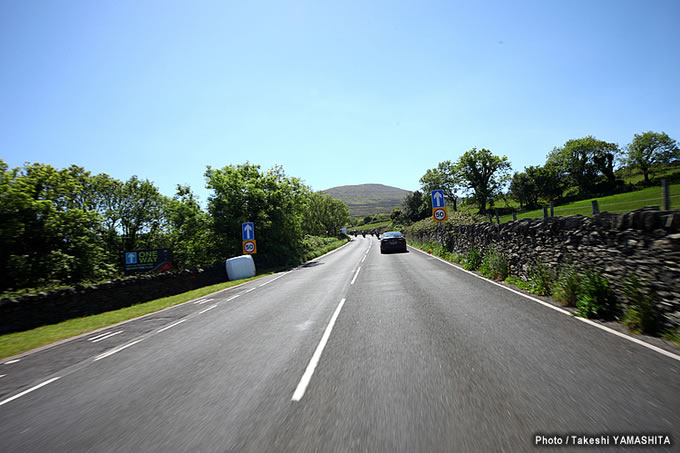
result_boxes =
[407,208,680,331]
[0,263,228,334]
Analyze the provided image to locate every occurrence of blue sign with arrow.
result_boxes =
[431,190,445,208]
[242,222,254,241]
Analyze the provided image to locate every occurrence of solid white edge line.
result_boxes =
[350,267,361,285]
[292,298,347,402]
[91,331,123,343]
[199,305,218,314]
[157,319,186,333]
[0,377,61,407]
[94,339,144,362]
[409,245,680,362]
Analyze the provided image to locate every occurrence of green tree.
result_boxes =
[206,163,310,266]
[304,192,350,237]
[625,131,679,184]
[400,190,429,224]
[118,176,167,251]
[455,148,512,213]
[547,136,620,194]
[164,185,215,268]
[419,160,461,211]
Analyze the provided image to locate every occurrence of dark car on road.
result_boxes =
[380,231,407,253]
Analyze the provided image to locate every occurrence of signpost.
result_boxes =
[123,248,173,273]
[431,190,448,222]
[242,222,257,254]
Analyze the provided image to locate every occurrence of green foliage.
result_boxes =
[575,269,619,320]
[552,266,581,307]
[455,148,512,213]
[625,131,679,184]
[479,248,508,280]
[464,249,482,271]
[397,190,430,225]
[304,192,350,237]
[622,275,659,334]
[546,136,620,195]
[420,160,461,211]
[528,260,554,296]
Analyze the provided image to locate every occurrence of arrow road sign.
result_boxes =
[242,222,254,241]
[431,190,445,208]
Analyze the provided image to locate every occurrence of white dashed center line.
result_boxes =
[0,377,61,407]
[199,305,218,314]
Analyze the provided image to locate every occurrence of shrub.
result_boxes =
[552,266,581,307]
[529,260,554,296]
[576,269,619,320]
[622,275,659,334]
[464,249,482,271]
[480,248,509,280]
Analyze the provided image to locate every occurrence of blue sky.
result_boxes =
[2,0,679,204]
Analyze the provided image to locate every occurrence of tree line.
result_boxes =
[392,130,678,224]
[0,160,349,292]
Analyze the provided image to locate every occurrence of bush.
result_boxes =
[464,249,482,271]
[552,266,581,307]
[576,269,619,320]
[622,275,659,334]
[529,260,554,296]
[480,248,508,280]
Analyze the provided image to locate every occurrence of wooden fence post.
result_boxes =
[662,179,670,211]
[591,200,600,215]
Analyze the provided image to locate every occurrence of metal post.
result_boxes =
[550,201,555,217]
[591,200,600,215]
[512,212,517,221]
[495,209,500,225]
[662,179,670,211]
[489,214,494,223]
[542,206,548,219]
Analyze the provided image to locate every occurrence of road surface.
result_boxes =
[0,236,678,451]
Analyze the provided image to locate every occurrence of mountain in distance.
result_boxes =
[322,183,412,217]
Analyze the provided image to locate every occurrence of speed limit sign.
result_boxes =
[242,240,257,254]
[432,207,448,222]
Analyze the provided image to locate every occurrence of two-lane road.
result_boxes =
[1,236,678,451]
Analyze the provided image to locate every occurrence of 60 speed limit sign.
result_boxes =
[432,207,448,222]
[242,240,257,254]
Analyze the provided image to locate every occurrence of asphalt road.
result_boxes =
[0,236,678,452]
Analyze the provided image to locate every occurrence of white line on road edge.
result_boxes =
[157,320,186,333]
[257,272,288,288]
[410,246,680,362]
[94,339,144,362]
[91,331,123,343]
[199,305,218,314]
[292,298,347,402]
[351,267,361,285]
[0,377,61,407]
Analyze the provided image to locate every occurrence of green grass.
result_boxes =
[498,183,680,223]
[0,239,349,360]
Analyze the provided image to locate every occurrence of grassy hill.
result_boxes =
[323,183,411,216]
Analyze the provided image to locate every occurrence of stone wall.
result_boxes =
[407,208,680,330]
[0,263,229,334]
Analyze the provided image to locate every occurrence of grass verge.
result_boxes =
[0,238,349,360]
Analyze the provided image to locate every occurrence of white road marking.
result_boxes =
[0,374,6,378]
[292,298,347,402]
[157,320,186,333]
[351,267,361,285]
[94,339,144,362]
[197,298,214,305]
[91,331,123,343]
[361,255,367,263]
[89,331,114,341]
[0,377,61,407]
[244,288,256,293]
[227,294,241,302]
[199,305,217,314]
[258,273,287,287]
[192,299,206,305]
[4,359,21,365]
[410,246,680,363]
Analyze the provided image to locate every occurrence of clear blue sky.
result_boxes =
[2,0,679,203]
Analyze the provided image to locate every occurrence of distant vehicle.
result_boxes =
[380,231,407,254]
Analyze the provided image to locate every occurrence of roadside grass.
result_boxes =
[350,220,390,230]
[0,239,349,360]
